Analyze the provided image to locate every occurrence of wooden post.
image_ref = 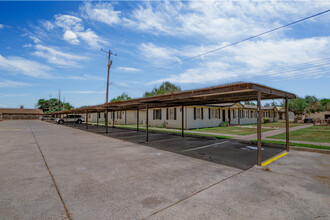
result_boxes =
[74,111,76,127]
[105,109,108,133]
[146,104,149,143]
[112,111,115,128]
[125,110,127,125]
[137,109,139,132]
[257,91,262,166]
[285,97,290,151]
[182,105,184,137]
[85,111,88,130]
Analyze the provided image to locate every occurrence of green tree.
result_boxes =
[320,98,330,111]
[244,101,256,106]
[35,98,74,113]
[143,82,181,97]
[288,97,308,115]
[305,95,322,113]
[110,93,132,102]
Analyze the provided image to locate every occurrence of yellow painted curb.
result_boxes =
[261,152,288,166]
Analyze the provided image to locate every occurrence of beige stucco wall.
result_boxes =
[86,105,277,130]
[305,111,330,120]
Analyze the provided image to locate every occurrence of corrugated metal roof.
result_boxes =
[0,108,43,114]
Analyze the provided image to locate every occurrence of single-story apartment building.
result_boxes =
[0,108,43,120]
[85,102,278,130]
[304,111,330,121]
[276,107,295,121]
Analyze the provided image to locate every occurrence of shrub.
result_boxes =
[264,118,270,123]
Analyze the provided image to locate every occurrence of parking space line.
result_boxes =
[182,141,229,152]
[261,152,288,166]
[151,137,182,143]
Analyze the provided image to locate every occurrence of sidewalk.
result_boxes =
[264,138,330,147]
[235,124,313,141]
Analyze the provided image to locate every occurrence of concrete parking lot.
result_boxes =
[0,120,329,220]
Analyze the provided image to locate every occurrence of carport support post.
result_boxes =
[181,105,184,137]
[257,91,262,166]
[96,112,99,127]
[74,111,76,127]
[85,111,88,130]
[112,111,115,128]
[146,104,149,143]
[105,109,108,133]
[137,109,139,132]
[285,97,290,152]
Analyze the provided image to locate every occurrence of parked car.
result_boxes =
[304,117,314,123]
[39,115,54,121]
[55,115,84,124]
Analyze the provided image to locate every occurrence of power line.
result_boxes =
[179,9,330,63]
[148,9,330,73]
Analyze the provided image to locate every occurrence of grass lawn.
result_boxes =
[243,121,302,129]
[251,139,330,151]
[268,125,330,143]
[192,126,274,135]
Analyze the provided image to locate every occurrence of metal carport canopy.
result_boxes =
[49,82,296,166]
[51,82,296,113]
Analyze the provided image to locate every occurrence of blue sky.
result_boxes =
[0,1,329,108]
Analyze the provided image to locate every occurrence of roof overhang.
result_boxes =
[48,83,296,114]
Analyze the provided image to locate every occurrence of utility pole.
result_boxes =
[62,97,65,111]
[49,95,52,113]
[58,90,61,111]
[101,49,116,103]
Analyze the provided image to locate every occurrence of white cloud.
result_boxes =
[0,93,28,97]
[80,2,121,25]
[33,44,87,66]
[23,43,33,48]
[29,35,41,43]
[41,20,54,30]
[138,43,182,64]
[63,90,104,94]
[63,30,80,44]
[0,80,32,88]
[76,29,107,48]
[40,14,107,48]
[66,74,104,81]
[116,67,141,72]
[123,1,330,42]
[148,37,330,84]
[54,14,84,32]
[0,54,51,78]
[0,24,3,29]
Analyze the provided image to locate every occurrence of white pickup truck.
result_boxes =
[55,115,85,124]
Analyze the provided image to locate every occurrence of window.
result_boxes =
[117,111,122,119]
[169,108,176,120]
[98,113,101,119]
[201,108,204,120]
[233,110,237,119]
[153,109,162,120]
[196,108,201,119]
[211,108,218,119]
[194,107,196,120]
[166,108,169,120]
[208,108,211,119]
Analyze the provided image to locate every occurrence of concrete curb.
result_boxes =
[290,146,330,154]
